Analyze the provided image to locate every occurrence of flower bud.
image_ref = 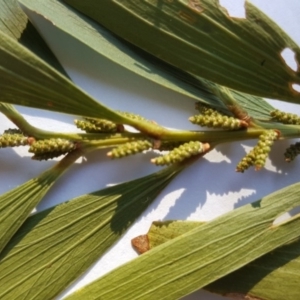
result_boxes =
[107,140,152,159]
[284,142,300,162]
[0,130,28,148]
[270,109,300,125]
[236,130,278,172]
[75,118,122,133]
[29,139,76,155]
[189,114,247,129]
[151,141,209,166]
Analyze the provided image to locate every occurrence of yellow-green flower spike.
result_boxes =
[107,140,152,159]
[270,109,300,125]
[0,131,28,148]
[236,149,257,173]
[253,130,279,170]
[236,130,279,172]
[284,142,300,162]
[29,139,76,155]
[74,118,123,133]
[189,114,248,130]
[151,141,210,166]
[119,111,150,122]
[195,103,223,117]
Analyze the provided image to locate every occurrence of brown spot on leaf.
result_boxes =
[131,234,150,254]
[188,0,203,13]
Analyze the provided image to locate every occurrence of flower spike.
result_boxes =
[151,141,210,166]
[0,130,28,148]
[236,130,279,172]
[107,140,152,159]
[284,142,300,162]
[270,109,300,125]
[29,139,76,156]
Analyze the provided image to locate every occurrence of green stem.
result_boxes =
[0,103,148,141]
[159,128,265,143]
[3,102,300,152]
[254,120,300,139]
[0,103,38,135]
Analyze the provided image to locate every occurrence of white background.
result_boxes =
[5,1,300,299]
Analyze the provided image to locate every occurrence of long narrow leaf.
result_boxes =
[127,44,274,120]
[0,0,27,39]
[0,0,68,76]
[19,0,225,111]
[0,149,81,253]
[19,0,274,120]
[61,0,300,104]
[206,239,300,300]
[0,164,183,300]
[133,220,300,300]
[0,29,128,122]
[66,182,300,300]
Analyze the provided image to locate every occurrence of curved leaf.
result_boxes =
[0,29,128,123]
[0,0,27,39]
[19,0,275,120]
[0,150,81,254]
[133,220,300,300]
[66,182,300,300]
[0,165,182,300]
[61,0,300,104]
[207,239,300,300]
[19,0,226,111]
[0,0,67,75]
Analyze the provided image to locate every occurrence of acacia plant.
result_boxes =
[0,1,300,300]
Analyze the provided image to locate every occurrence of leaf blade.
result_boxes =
[133,220,300,300]
[0,29,128,122]
[0,0,68,76]
[61,0,300,103]
[19,0,275,120]
[206,239,300,300]
[0,165,182,300]
[66,182,300,300]
[0,150,81,254]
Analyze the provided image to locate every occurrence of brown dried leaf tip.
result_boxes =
[131,235,150,254]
